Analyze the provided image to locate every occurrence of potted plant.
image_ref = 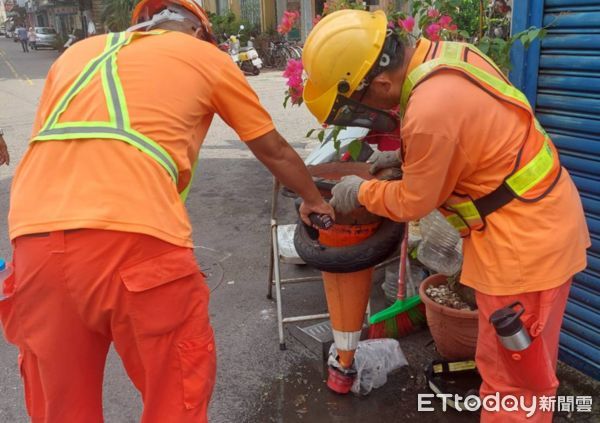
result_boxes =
[419,272,479,360]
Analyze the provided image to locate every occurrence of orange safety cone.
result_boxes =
[322,268,374,368]
[318,222,379,394]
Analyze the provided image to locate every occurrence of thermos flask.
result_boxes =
[489,301,531,351]
[489,301,556,391]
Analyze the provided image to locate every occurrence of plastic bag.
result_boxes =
[328,338,408,396]
[416,210,463,276]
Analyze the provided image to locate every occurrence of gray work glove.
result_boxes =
[367,149,402,175]
[330,175,365,214]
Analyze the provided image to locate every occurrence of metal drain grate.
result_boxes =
[290,320,371,363]
[289,320,334,361]
[300,321,334,343]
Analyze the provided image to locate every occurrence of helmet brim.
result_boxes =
[303,80,339,124]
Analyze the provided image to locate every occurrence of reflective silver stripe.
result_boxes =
[37,126,178,182]
[109,32,120,47]
[331,329,361,351]
[106,33,124,128]
[34,31,180,188]
[44,41,126,129]
[105,57,124,128]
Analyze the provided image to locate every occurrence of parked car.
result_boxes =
[33,27,57,49]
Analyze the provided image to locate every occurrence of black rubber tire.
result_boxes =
[252,66,260,75]
[294,219,404,273]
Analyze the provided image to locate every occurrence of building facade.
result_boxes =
[24,0,83,36]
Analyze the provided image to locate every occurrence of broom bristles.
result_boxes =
[368,305,426,339]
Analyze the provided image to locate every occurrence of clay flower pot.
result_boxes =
[419,274,479,360]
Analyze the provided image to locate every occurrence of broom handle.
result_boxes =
[397,226,409,301]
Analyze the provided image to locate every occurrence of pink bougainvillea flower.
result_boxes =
[284,10,299,20]
[388,20,395,29]
[398,16,415,32]
[277,24,289,34]
[449,24,458,31]
[278,10,300,34]
[323,2,330,13]
[277,17,291,34]
[426,23,441,41]
[438,15,452,28]
[313,15,322,26]
[283,59,303,78]
[427,8,441,19]
[283,59,304,105]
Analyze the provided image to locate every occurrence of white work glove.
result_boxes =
[330,175,365,214]
[367,149,402,177]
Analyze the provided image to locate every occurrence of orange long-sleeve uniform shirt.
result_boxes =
[358,41,590,295]
[8,31,275,247]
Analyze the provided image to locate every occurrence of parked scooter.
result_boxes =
[237,27,262,75]
[222,25,263,76]
[63,32,78,50]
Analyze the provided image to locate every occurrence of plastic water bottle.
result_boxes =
[0,258,13,299]
[416,210,463,276]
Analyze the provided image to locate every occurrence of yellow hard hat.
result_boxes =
[302,10,388,124]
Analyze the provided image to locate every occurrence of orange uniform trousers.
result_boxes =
[475,279,572,422]
[0,229,216,423]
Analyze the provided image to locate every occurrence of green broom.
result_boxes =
[368,227,427,338]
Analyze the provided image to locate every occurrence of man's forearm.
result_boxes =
[247,130,322,205]
[263,142,322,204]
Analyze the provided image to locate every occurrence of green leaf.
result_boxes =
[459,30,471,39]
[527,28,541,43]
[317,130,325,143]
[332,126,342,140]
[477,38,490,54]
[348,139,363,161]
[333,139,341,158]
[283,96,289,108]
[305,129,316,138]
[412,0,423,16]
[410,247,418,260]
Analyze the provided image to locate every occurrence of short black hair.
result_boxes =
[357,33,406,91]
[384,33,406,72]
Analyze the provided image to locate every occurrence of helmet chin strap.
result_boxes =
[127,5,203,34]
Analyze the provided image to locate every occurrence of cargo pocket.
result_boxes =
[119,248,208,336]
[1,272,21,345]
[177,330,217,410]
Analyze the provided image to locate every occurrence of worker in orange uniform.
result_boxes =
[302,10,589,422]
[0,1,333,422]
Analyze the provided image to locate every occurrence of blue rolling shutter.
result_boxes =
[512,0,600,380]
